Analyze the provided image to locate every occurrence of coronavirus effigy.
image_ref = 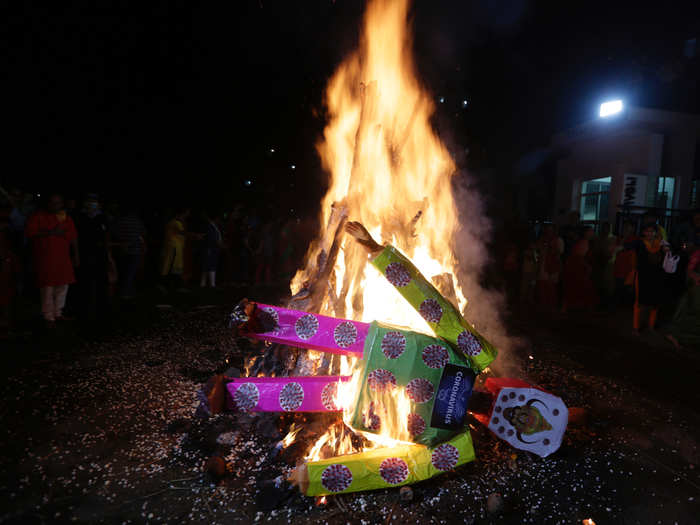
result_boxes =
[200,233,569,496]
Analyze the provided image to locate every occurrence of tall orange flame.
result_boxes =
[292,0,469,458]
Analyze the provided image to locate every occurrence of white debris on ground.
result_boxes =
[0,305,698,524]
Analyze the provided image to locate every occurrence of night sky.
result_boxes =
[5,1,698,212]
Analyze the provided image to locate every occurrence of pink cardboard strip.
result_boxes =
[226,376,351,412]
[244,304,368,357]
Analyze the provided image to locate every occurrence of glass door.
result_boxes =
[579,177,611,226]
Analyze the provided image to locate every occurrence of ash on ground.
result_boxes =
[1,299,699,524]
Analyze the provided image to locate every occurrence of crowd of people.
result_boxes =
[2,187,699,349]
[501,210,700,348]
[0,189,309,337]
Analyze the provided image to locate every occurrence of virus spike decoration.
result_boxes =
[406,378,434,403]
[381,331,407,359]
[321,464,353,492]
[421,344,449,369]
[367,369,397,392]
[233,383,260,411]
[379,457,409,484]
[334,321,358,348]
[431,443,459,471]
[279,382,305,411]
[295,314,319,340]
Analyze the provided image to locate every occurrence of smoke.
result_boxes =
[450,172,525,378]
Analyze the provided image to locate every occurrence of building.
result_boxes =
[551,106,700,232]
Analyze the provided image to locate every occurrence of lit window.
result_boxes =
[655,177,675,209]
[580,177,611,224]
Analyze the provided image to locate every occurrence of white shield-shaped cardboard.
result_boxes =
[487,387,568,457]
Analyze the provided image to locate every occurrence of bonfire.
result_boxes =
[199,0,569,497]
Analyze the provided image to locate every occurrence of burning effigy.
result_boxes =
[217,222,568,496]
[198,0,569,498]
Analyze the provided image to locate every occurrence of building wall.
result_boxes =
[554,130,652,220]
[665,131,697,208]
[553,108,700,226]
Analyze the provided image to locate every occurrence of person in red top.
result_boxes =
[25,194,79,325]
[562,239,598,312]
[0,216,21,338]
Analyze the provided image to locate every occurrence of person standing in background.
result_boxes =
[159,208,201,292]
[64,197,79,223]
[200,210,223,288]
[633,224,665,333]
[25,194,79,327]
[221,205,243,285]
[6,189,31,298]
[562,239,597,312]
[664,243,700,348]
[240,216,257,286]
[74,194,110,317]
[278,217,300,282]
[520,239,538,306]
[613,221,639,306]
[502,242,520,306]
[0,216,21,338]
[7,188,27,253]
[113,206,146,299]
[160,208,188,291]
[535,224,563,311]
[255,220,277,285]
[641,211,668,241]
[592,222,616,310]
[559,210,582,262]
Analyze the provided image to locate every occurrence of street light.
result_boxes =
[599,100,623,117]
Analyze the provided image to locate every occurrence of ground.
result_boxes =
[1,286,699,524]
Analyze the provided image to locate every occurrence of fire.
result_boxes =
[281,423,300,448]
[296,0,468,458]
[353,384,415,446]
[304,419,356,462]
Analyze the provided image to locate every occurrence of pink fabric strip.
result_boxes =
[243,303,368,357]
[226,376,350,412]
